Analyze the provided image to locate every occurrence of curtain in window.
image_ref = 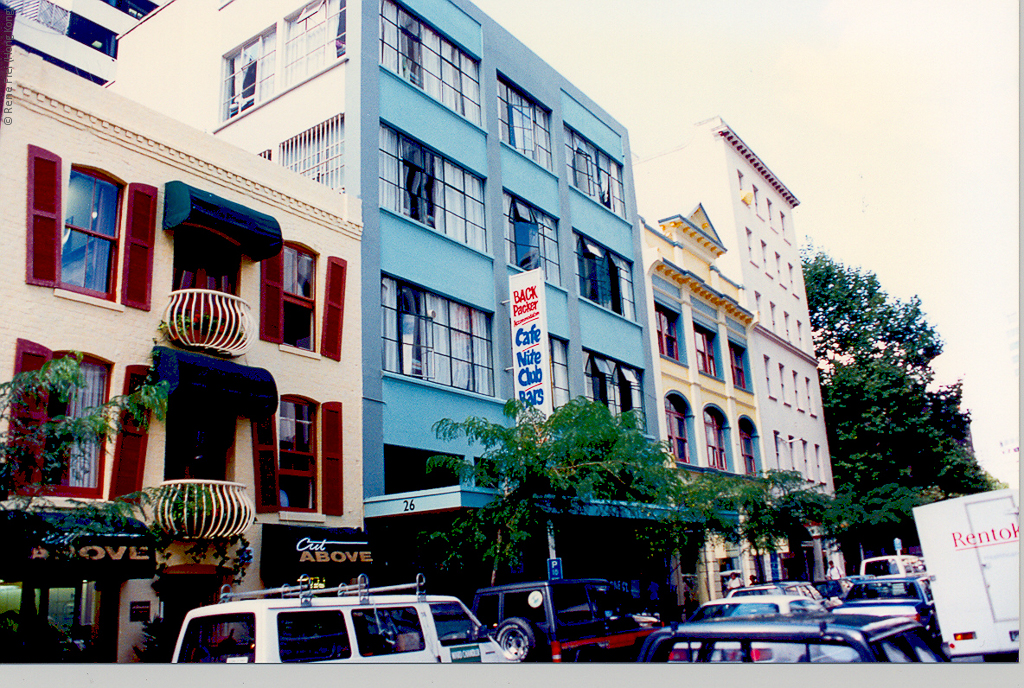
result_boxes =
[450,302,472,390]
[402,140,435,226]
[549,338,569,408]
[428,293,450,386]
[65,361,108,488]
[510,199,539,270]
[381,277,399,372]
[399,285,429,377]
[471,309,491,395]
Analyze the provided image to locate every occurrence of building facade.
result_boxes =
[112,0,659,595]
[635,118,836,583]
[4,0,165,84]
[1,49,362,661]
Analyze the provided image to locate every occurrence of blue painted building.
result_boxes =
[114,0,658,592]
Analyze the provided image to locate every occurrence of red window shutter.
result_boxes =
[121,184,158,311]
[11,339,53,489]
[260,251,284,343]
[321,401,343,516]
[26,146,62,287]
[321,257,347,361]
[251,415,279,513]
[108,365,151,499]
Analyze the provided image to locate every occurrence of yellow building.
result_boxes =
[0,49,362,661]
[642,208,768,607]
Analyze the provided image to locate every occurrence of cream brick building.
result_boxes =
[0,49,362,661]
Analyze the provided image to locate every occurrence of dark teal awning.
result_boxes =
[153,347,278,419]
[163,181,283,261]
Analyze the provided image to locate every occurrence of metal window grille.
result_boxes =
[279,114,345,191]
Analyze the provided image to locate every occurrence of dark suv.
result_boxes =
[471,579,660,662]
[636,612,947,663]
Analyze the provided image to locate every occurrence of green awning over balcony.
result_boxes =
[163,181,283,261]
[153,347,278,419]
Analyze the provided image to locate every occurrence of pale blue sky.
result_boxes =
[471,0,1020,485]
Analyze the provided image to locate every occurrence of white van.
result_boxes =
[859,555,926,578]
[172,575,511,663]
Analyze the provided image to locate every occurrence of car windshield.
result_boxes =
[847,582,919,601]
[690,602,779,621]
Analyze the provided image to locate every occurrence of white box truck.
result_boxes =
[912,489,1019,660]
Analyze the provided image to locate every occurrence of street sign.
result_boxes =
[547,557,563,581]
[894,537,902,554]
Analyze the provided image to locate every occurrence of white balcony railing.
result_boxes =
[162,289,255,357]
[152,479,256,540]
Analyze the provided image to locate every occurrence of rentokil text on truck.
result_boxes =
[912,489,1019,660]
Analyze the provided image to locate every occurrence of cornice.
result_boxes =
[653,261,754,326]
[12,82,362,242]
[712,125,799,207]
[752,322,820,367]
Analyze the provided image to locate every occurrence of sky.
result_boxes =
[470,0,1020,486]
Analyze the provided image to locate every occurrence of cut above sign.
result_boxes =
[260,523,374,587]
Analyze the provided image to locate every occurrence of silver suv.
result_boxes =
[172,575,511,663]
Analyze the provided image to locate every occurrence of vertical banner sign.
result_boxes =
[510,269,552,416]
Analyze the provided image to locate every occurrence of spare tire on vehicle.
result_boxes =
[494,617,537,662]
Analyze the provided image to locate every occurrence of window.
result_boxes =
[379,0,481,123]
[784,312,790,339]
[815,444,822,482]
[282,245,316,350]
[381,276,494,395]
[760,240,768,267]
[584,351,642,419]
[224,29,277,120]
[62,169,120,296]
[769,302,776,331]
[806,377,814,415]
[656,306,680,360]
[729,342,747,389]
[779,211,787,239]
[351,607,425,657]
[498,77,552,169]
[737,171,744,189]
[693,325,717,377]
[45,356,109,493]
[752,185,761,216]
[703,408,727,470]
[665,395,690,466]
[278,610,351,662]
[279,114,344,190]
[775,252,782,279]
[766,198,773,224]
[793,371,801,410]
[745,229,754,263]
[787,263,794,290]
[575,235,634,319]
[774,431,782,468]
[379,125,486,251]
[178,614,256,663]
[67,13,116,57]
[763,355,772,396]
[564,127,625,217]
[779,363,787,403]
[739,419,756,474]
[284,0,346,86]
[174,231,239,294]
[549,337,570,409]
[430,602,479,647]
[505,193,559,284]
[277,397,317,510]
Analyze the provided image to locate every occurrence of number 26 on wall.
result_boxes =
[402,499,416,512]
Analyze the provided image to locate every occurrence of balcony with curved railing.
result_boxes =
[151,479,256,540]
[162,289,255,357]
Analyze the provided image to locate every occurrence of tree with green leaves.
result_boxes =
[426,397,835,592]
[800,248,994,555]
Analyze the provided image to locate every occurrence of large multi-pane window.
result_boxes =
[379,125,486,251]
[549,337,570,409]
[575,235,634,319]
[504,193,559,284]
[63,169,120,296]
[224,29,277,120]
[498,78,552,169]
[729,342,747,390]
[656,306,679,360]
[379,0,481,124]
[49,356,109,492]
[665,394,690,466]
[279,114,345,190]
[564,127,625,217]
[284,0,346,86]
[583,351,642,419]
[704,408,727,470]
[278,397,317,510]
[382,276,493,395]
[283,245,316,350]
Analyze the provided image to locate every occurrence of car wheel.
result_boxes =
[495,617,537,662]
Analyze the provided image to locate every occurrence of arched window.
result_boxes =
[703,408,727,470]
[739,418,757,474]
[665,395,690,466]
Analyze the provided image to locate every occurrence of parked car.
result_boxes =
[688,594,826,622]
[859,555,926,578]
[172,575,511,663]
[636,612,947,663]
[727,581,826,604]
[470,578,660,662]
[813,579,856,607]
[833,576,939,638]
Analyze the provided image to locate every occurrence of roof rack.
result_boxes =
[218,573,427,607]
